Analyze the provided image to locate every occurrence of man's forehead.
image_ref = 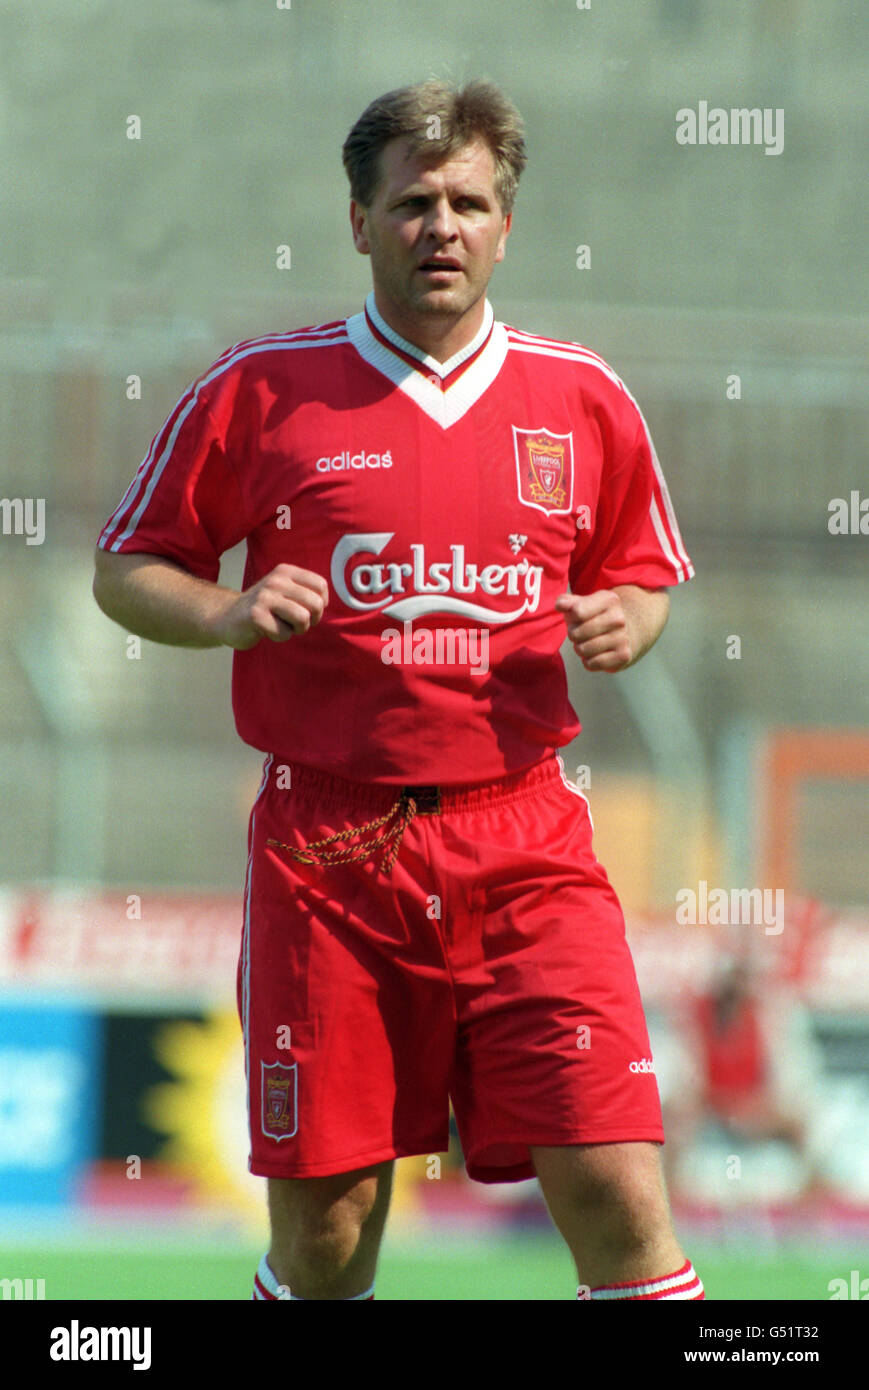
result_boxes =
[379,136,496,192]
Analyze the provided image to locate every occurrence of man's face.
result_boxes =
[350,137,512,334]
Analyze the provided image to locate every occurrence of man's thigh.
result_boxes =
[531,1141,673,1233]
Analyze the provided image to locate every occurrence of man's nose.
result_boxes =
[425,196,458,241]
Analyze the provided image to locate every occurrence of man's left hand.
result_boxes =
[555,586,670,673]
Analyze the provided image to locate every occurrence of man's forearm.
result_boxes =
[613,584,670,667]
[92,550,238,648]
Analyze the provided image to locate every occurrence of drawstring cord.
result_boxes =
[267,790,423,875]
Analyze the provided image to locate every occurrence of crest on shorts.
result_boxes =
[513,427,574,515]
[261,1060,298,1141]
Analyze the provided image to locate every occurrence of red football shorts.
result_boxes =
[238,751,664,1183]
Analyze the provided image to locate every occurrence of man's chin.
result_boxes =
[410,285,477,317]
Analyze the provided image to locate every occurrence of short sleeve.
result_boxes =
[97,380,250,582]
[569,399,694,594]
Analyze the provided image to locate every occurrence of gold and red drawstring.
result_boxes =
[267,786,441,875]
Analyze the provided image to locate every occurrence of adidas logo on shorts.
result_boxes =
[629,1058,655,1074]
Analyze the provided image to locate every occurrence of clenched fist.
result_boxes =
[217,564,330,650]
[555,586,669,673]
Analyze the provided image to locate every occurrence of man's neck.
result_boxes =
[370,291,486,364]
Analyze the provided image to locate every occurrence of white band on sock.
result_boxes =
[585,1260,704,1300]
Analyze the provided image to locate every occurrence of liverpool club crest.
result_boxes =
[261,1060,298,1141]
[512,427,574,515]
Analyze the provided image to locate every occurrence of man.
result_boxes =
[93,79,701,1301]
[664,955,823,1204]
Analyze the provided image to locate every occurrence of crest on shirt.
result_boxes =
[512,427,574,515]
[261,1061,298,1141]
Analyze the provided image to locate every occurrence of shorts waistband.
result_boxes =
[268,753,564,817]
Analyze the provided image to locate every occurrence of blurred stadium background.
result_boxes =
[1,0,867,1299]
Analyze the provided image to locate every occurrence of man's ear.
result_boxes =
[350,200,371,255]
[494,210,512,264]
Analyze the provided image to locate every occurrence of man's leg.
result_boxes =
[532,1141,702,1297]
[254,1161,394,1300]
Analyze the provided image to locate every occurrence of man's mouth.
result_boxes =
[418,259,462,275]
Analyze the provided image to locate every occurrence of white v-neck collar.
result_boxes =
[365,292,494,376]
[346,292,508,429]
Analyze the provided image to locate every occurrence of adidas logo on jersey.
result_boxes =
[629,1059,655,1074]
[316,450,393,472]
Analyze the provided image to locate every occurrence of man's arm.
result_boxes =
[92,549,329,651]
[555,585,670,673]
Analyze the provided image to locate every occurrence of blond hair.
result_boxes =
[342,79,526,214]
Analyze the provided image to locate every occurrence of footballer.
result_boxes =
[94,80,701,1301]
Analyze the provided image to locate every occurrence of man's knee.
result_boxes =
[532,1142,683,1281]
[268,1162,393,1291]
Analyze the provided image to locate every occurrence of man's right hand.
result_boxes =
[92,549,329,651]
[216,564,330,649]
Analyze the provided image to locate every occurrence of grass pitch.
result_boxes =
[0,1233,849,1300]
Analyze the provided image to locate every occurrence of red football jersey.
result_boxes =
[695,995,767,1113]
[98,296,694,784]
